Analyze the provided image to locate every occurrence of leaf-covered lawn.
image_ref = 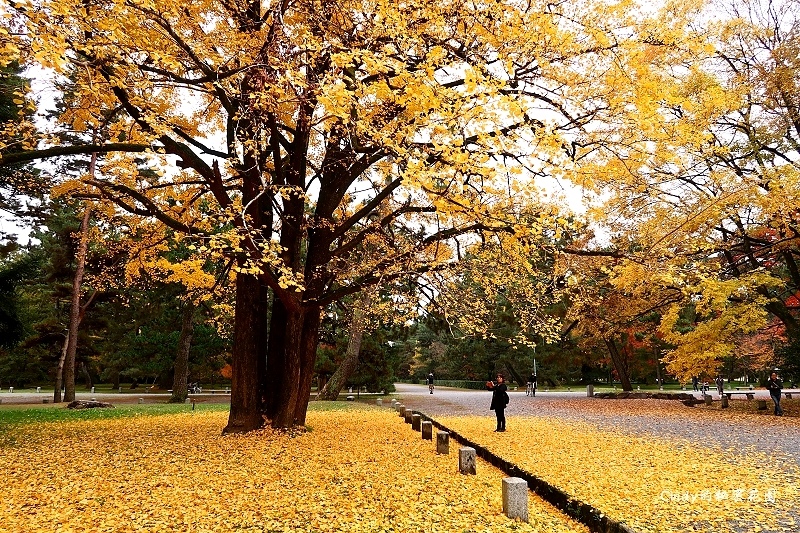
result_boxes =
[0,404,587,533]
[437,415,800,533]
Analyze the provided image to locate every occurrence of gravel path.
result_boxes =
[393,384,800,467]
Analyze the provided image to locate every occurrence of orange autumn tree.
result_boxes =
[2,0,695,430]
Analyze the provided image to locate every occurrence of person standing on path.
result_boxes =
[715,375,724,397]
[767,371,784,416]
[487,373,509,432]
[692,376,699,391]
[427,372,435,394]
[527,372,537,397]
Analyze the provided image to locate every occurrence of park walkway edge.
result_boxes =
[413,410,639,533]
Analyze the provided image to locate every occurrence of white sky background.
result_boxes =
[1,65,61,244]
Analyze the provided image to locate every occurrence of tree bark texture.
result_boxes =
[317,292,371,401]
[170,301,195,403]
[223,272,267,434]
[605,337,633,391]
[53,334,68,403]
[63,202,92,403]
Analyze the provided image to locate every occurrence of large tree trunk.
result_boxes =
[264,295,287,420]
[63,202,92,403]
[223,272,267,434]
[170,301,195,403]
[317,293,370,401]
[605,337,633,391]
[270,305,306,428]
[294,305,322,426]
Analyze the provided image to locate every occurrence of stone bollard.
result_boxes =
[421,421,433,440]
[502,477,529,522]
[398,404,405,416]
[346,396,355,401]
[704,395,713,406]
[436,431,449,454]
[91,386,95,394]
[721,396,729,408]
[119,386,122,393]
[138,398,144,404]
[36,387,41,393]
[459,447,477,475]
[586,384,594,397]
[376,398,383,407]
[412,413,421,431]
[757,399,767,410]
[404,408,413,424]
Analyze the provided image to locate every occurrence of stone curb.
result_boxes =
[413,410,639,533]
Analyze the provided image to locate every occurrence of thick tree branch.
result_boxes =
[0,143,149,167]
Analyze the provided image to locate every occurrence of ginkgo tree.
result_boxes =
[570,0,800,381]
[1,0,699,430]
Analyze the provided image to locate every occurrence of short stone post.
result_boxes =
[404,408,413,423]
[459,447,476,475]
[36,387,41,393]
[757,399,767,410]
[421,420,433,440]
[397,404,405,416]
[411,413,421,431]
[138,398,144,404]
[119,386,122,393]
[502,477,529,522]
[586,384,594,397]
[436,431,449,454]
[721,396,729,408]
[91,386,95,394]
[376,398,382,407]
[703,394,713,406]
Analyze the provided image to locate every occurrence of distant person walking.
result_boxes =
[715,376,724,396]
[692,376,699,391]
[426,372,435,394]
[527,373,537,397]
[487,373,509,432]
[767,372,784,416]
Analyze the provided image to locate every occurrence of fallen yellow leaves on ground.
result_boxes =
[437,415,800,533]
[0,405,588,533]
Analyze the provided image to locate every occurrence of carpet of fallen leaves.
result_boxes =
[436,415,800,533]
[0,405,588,533]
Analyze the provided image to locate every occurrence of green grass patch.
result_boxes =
[0,402,229,429]
[0,399,374,430]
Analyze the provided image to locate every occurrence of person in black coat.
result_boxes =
[767,372,784,416]
[487,373,509,432]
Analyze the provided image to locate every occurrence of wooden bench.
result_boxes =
[724,391,755,400]
[167,389,231,394]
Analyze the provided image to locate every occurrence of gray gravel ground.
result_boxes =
[393,383,800,467]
